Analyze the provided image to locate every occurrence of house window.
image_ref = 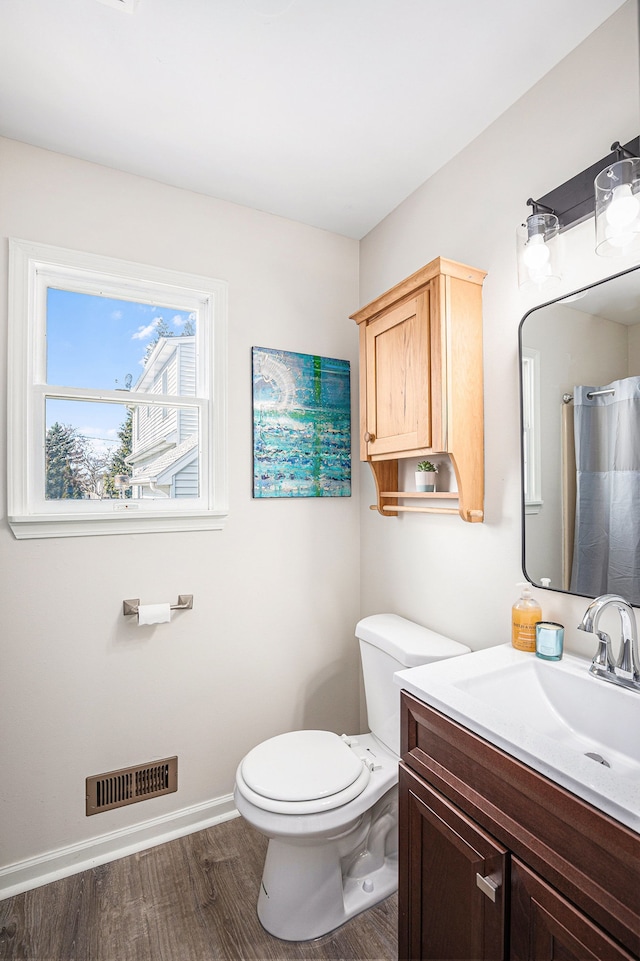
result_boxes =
[521,347,542,514]
[8,239,228,538]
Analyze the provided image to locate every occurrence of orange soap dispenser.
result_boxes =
[511,582,541,652]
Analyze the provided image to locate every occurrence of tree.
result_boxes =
[46,422,114,499]
[143,315,195,364]
[45,422,85,499]
[76,445,111,499]
[102,409,133,499]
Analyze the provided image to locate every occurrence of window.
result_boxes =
[8,239,228,538]
[521,347,542,514]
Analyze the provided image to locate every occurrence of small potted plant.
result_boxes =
[415,460,438,492]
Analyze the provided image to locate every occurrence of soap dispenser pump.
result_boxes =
[512,582,541,653]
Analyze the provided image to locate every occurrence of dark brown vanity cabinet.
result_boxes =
[399,692,640,961]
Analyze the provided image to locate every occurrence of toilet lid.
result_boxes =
[240,730,365,802]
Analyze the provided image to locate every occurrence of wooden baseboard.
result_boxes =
[0,794,238,901]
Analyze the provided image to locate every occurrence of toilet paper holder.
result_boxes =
[123,595,194,617]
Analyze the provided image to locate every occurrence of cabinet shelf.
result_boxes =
[380,491,459,498]
[375,491,483,520]
[364,456,484,522]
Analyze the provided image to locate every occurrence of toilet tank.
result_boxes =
[356,613,470,755]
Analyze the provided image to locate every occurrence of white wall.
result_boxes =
[358,1,640,653]
[0,138,361,887]
[630,320,640,370]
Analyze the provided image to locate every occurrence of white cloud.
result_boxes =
[132,319,160,340]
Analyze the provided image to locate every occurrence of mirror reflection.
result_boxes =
[519,264,640,607]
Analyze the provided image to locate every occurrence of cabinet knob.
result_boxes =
[476,873,500,903]
[364,432,375,443]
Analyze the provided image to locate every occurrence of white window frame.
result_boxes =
[8,239,228,538]
[521,347,542,514]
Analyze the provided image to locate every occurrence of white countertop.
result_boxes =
[395,644,640,834]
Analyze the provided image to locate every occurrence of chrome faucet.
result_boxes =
[578,594,640,693]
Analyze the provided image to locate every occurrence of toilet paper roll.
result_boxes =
[137,603,172,625]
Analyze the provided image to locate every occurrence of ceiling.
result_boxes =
[0,0,631,238]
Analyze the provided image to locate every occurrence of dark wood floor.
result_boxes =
[0,815,397,961]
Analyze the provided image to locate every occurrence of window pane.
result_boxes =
[46,289,196,393]
[45,399,200,500]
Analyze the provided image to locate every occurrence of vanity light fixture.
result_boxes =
[595,143,640,256]
[517,136,640,288]
[516,201,561,289]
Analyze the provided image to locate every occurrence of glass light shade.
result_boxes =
[516,212,561,288]
[595,158,640,257]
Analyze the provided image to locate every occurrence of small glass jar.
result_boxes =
[535,621,564,661]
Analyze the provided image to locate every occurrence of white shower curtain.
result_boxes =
[570,376,640,605]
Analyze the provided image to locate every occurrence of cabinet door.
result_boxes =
[510,859,636,961]
[364,290,433,458]
[399,764,507,961]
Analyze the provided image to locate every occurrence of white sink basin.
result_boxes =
[453,656,640,776]
[395,644,640,833]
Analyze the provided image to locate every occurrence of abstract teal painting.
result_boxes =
[252,347,351,498]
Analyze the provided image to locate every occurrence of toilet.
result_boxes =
[234,613,470,942]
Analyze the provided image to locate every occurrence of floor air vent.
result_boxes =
[86,756,177,815]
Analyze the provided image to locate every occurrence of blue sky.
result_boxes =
[46,289,195,453]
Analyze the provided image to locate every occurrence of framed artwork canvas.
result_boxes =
[252,347,351,498]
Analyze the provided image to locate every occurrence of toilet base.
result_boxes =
[256,789,398,942]
[258,845,397,942]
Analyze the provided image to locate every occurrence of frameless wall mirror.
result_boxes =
[519,263,640,607]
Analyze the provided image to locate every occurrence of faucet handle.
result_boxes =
[616,638,637,681]
[613,603,640,681]
[590,630,615,676]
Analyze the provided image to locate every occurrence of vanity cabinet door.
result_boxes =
[399,763,507,961]
[510,859,636,961]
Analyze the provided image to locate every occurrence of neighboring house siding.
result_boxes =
[179,342,196,396]
[178,407,198,442]
[177,341,197,442]
[166,360,179,396]
[136,354,178,449]
[173,460,199,498]
[128,336,198,498]
[137,406,177,449]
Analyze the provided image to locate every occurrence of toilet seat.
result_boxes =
[238,730,371,815]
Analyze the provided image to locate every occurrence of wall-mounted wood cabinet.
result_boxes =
[350,257,486,522]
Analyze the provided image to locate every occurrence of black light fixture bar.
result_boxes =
[530,136,640,232]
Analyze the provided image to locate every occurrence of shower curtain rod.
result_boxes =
[562,388,616,404]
